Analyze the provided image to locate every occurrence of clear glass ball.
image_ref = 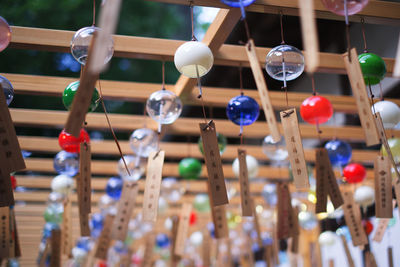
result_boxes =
[98,194,117,214]
[117,155,145,182]
[47,192,65,205]
[265,44,304,81]
[262,135,288,162]
[129,128,158,157]
[0,16,11,52]
[70,26,114,65]
[53,150,79,176]
[261,183,277,206]
[0,75,14,106]
[161,177,185,203]
[146,90,183,124]
[51,174,74,195]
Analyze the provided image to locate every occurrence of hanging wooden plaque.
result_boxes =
[315,149,328,213]
[94,214,114,260]
[340,235,355,267]
[374,156,393,218]
[170,215,180,265]
[174,203,192,256]
[142,233,155,267]
[142,150,164,222]
[62,197,73,255]
[343,48,380,146]
[50,228,62,267]
[388,247,394,267]
[373,218,389,243]
[342,191,368,246]
[0,206,10,258]
[365,251,378,267]
[112,181,138,241]
[211,204,229,239]
[280,109,309,189]
[264,245,273,267]
[240,238,255,267]
[252,199,263,247]
[79,142,92,213]
[245,39,281,142]
[290,207,300,254]
[8,207,15,258]
[202,231,211,267]
[199,121,228,206]
[0,168,13,207]
[11,208,21,258]
[298,0,319,73]
[238,149,252,216]
[277,183,297,239]
[38,239,50,267]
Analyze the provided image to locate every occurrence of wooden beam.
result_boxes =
[148,0,400,26]
[11,108,400,140]
[8,27,396,74]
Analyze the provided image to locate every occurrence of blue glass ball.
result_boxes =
[325,140,352,166]
[90,212,104,238]
[221,0,256,8]
[226,95,259,126]
[76,237,92,251]
[53,150,79,176]
[156,233,170,248]
[42,222,60,242]
[207,222,215,238]
[105,177,123,200]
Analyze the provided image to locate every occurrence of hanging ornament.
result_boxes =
[117,155,145,182]
[336,226,352,241]
[193,194,210,213]
[62,81,100,112]
[324,139,352,167]
[53,150,79,177]
[300,95,333,125]
[161,177,185,203]
[298,211,318,230]
[189,210,197,226]
[381,138,400,162]
[320,0,369,16]
[226,95,259,135]
[72,247,88,264]
[189,231,203,246]
[363,220,374,235]
[198,133,227,155]
[47,192,65,205]
[0,16,11,52]
[51,174,74,195]
[178,158,202,180]
[354,185,375,208]
[105,177,123,200]
[58,129,90,153]
[0,75,14,106]
[98,194,117,214]
[371,100,400,129]
[221,0,256,18]
[70,25,114,65]
[156,233,170,249]
[261,183,277,206]
[262,135,289,162]
[343,163,366,184]
[43,204,64,224]
[232,154,259,179]
[318,231,337,247]
[158,196,169,215]
[129,128,159,157]
[10,175,17,190]
[358,52,386,85]
[90,212,104,238]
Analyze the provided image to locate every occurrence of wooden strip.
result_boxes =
[0,167,14,207]
[342,191,368,246]
[365,251,378,267]
[169,215,180,266]
[298,0,319,73]
[202,231,211,267]
[174,203,192,256]
[50,228,61,267]
[343,48,380,146]
[252,199,263,247]
[372,218,389,243]
[38,239,50,267]
[340,235,355,267]
[10,208,21,258]
[94,214,114,260]
[211,205,228,239]
[112,182,139,241]
[322,149,344,209]
[199,121,228,206]
[388,247,394,267]
[280,109,309,189]
[142,150,164,222]
[79,143,92,214]
[238,149,252,216]
[62,198,73,255]
[315,149,328,213]
[374,156,393,218]
[0,206,10,258]
[277,183,292,239]
[290,207,300,253]
[142,233,155,267]
[246,39,280,142]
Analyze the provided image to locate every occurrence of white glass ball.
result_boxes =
[161,177,185,203]
[158,196,169,215]
[298,211,318,230]
[117,155,145,182]
[129,128,158,157]
[265,44,304,81]
[354,185,375,208]
[189,231,203,246]
[70,26,114,65]
[174,41,214,78]
[232,155,259,178]
[262,135,288,162]
[318,231,337,247]
[51,174,74,195]
[372,100,400,129]
[146,90,183,124]
[98,194,117,213]
[72,247,88,263]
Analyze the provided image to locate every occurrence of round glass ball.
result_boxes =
[53,150,79,176]
[43,203,64,224]
[161,177,185,203]
[262,135,288,162]
[193,194,210,212]
[343,163,366,184]
[226,95,259,126]
[232,154,259,178]
[198,132,227,155]
[174,41,213,78]
[0,16,11,52]
[221,0,256,8]
[117,155,145,182]
[179,158,202,180]
[358,53,386,85]
[324,139,352,166]
[71,26,114,65]
[146,90,183,124]
[0,75,14,106]
[129,128,158,157]
[371,100,400,129]
[265,44,304,81]
[321,0,369,16]
[300,95,333,125]
[105,177,123,200]
[51,174,74,195]
[58,129,90,153]
[63,81,99,112]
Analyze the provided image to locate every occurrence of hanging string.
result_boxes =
[98,79,131,176]
[239,0,246,19]
[361,17,368,53]
[190,2,197,41]
[379,82,384,101]
[368,81,377,115]
[311,75,322,136]
[161,60,166,90]
[279,11,285,45]
[92,0,96,26]
[239,66,244,96]
[344,0,352,61]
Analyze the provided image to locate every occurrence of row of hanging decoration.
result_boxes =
[1,0,400,266]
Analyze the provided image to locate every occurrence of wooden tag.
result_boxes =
[315,149,328,213]
[340,235,355,267]
[79,142,92,213]
[94,214,114,260]
[0,84,26,173]
[174,203,192,256]
[11,208,21,258]
[39,239,50,267]
[211,204,229,239]
[240,237,254,267]
[365,251,377,267]
[142,233,155,267]
[202,231,211,267]
[64,36,99,137]
[0,206,10,258]
[112,181,138,241]
[199,121,229,206]
[298,0,319,73]
[50,228,62,267]
[374,156,393,218]
[252,199,263,247]
[343,48,380,146]
[264,245,273,267]
[62,197,73,255]
[290,207,300,254]
[373,218,389,243]
[170,215,180,265]
[142,150,164,222]
[342,191,368,246]
[280,109,309,189]
[245,39,281,142]
[394,34,400,77]
[0,168,14,207]
[8,207,15,258]
[277,183,297,239]
[238,149,252,216]
[388,247,394,267]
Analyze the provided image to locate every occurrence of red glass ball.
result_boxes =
[58,129,90,153]
[97,260,107,267]
[300,95,333,125]
[189,211,197,226]
[10,175,16,190]
[363,220,373,235]
[343,163,366,184]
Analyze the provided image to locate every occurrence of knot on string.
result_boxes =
[153,149,161,160]
[202,120,214,131]
[282,109,294,118]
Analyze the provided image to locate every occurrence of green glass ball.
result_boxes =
[43,204,63,224]
[198,133,227,155]
[62,81,100,112]
[358,53,386,85]
[179,158,202,180]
